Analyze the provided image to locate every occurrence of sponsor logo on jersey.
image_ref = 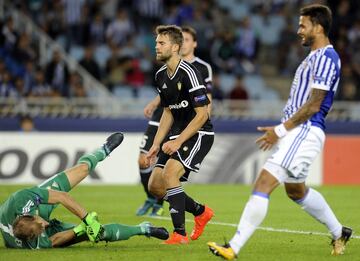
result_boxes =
[169,100,189,109]
[162,83,167,89]
[177,82,182,90]
[194,94,206,102]
[169,208,179,214]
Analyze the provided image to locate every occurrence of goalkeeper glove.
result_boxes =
[82,212,104,243]
[73,222,86,237]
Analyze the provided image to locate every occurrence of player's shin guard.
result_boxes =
[101,224,143,241]
[167,186,186,236]
[229,192,269,254]
[295,188,342,239]
[77,149,106,171]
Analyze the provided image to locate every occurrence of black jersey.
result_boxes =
[190,57,213,94]
[155,59,213,135]
[151,57,213,123]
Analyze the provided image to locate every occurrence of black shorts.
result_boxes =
[155,131,214,181]
[139,121,159,153]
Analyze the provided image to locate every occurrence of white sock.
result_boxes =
[229,193,269,254]
[296,188,342,239]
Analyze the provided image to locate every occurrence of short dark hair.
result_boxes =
[181,26,197,41]
[13,215,39,241]
[155,25,183,49]
[300,4,332,36]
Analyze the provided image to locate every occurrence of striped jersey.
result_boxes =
[282,45,341,130]
[155,59,213,135]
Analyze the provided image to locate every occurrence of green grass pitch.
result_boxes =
[0,184,359,261]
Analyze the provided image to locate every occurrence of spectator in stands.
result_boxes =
[19,114,36,132]
[1,17,19,52]
[211,31,237,73]
[0,70,16,97]
[338,81,359,101]
[45,50,70,97]
[69,72,87,98]
[62,0,86,51]
[13,77,28,97]
[0,60,6,81]
[79,45,101,81]
[12,33,36,64]
[30,68,55,97]
[229,75,248,100]
[106,9,133,47]
[87,13,106,46]
[211,74,225,101]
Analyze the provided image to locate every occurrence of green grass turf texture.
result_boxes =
[0,184,359,261]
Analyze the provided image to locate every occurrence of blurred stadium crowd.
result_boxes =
[0,0,360,102]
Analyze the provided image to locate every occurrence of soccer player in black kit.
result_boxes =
[145,25,214,244]
[136,26,213,217]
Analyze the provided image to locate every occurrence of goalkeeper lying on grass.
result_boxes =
[0,132,169,249]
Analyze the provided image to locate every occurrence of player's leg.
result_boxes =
[136,152,161,216]
[161,159,189,244]
[208,163,282,259]
[69,132,123,188]
[285,182,352,255]
[99,222,169,242]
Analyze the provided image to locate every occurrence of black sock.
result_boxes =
[184,193,205,216]
[140,167,155,199]
[167,186,186,236]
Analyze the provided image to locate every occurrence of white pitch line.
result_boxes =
[149,216,360,239]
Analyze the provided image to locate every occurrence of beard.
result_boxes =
[301,34,315,47]
[156,52,171,62]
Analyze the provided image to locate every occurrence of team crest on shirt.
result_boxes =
[177,82,182,90]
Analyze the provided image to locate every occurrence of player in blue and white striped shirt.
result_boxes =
[208,4,352,259]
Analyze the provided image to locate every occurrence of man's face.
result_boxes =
[180,32,196,57]
[155,34,176,62]
[30,216,48,238]
[297,16,316,47]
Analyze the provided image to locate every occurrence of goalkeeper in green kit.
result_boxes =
[0,133,169,249]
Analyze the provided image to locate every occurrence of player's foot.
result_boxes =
[207,242,236,260]
[149,203,164,217]
[103,132,124,156]
[139,221,169,240]
[136,198,156,216]
[190,205,214,240]
[162,232,189,244]
[331,226,353,255]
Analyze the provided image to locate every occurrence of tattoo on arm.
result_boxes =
[289,89,327,126]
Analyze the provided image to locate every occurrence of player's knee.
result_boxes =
[286,189,305,201]
[138,154,149,169]
[148,182,163,198]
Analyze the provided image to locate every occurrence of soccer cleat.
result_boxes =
[149,203,164,217]
[190,205,214,240]
[139,221,169,240]
[103,132,124,156]
[207,242,236,260]
[162,232,189,244]
[136,198,156,216]
[331,226,353,255]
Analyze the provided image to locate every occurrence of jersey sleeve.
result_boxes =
[183,68,209,108]
[311,55,337,91]
[203,65,213,94]
[15,187,49,216]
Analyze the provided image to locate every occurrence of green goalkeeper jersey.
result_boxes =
[0,186,54,248]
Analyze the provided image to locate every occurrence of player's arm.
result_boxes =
[162,106,208,155]
[144,95,161,119]
[256,88,327,151]
[207,93,212,117]
[146,107,173,162]
[47,189,87,219]
[49,230,77,247]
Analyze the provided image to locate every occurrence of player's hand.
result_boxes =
[82,212,104,243]
[255,126,279,151]
[143,102,157,119]
[162,140,181,155]
[73,222,86,237]
[146,144,160,166]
